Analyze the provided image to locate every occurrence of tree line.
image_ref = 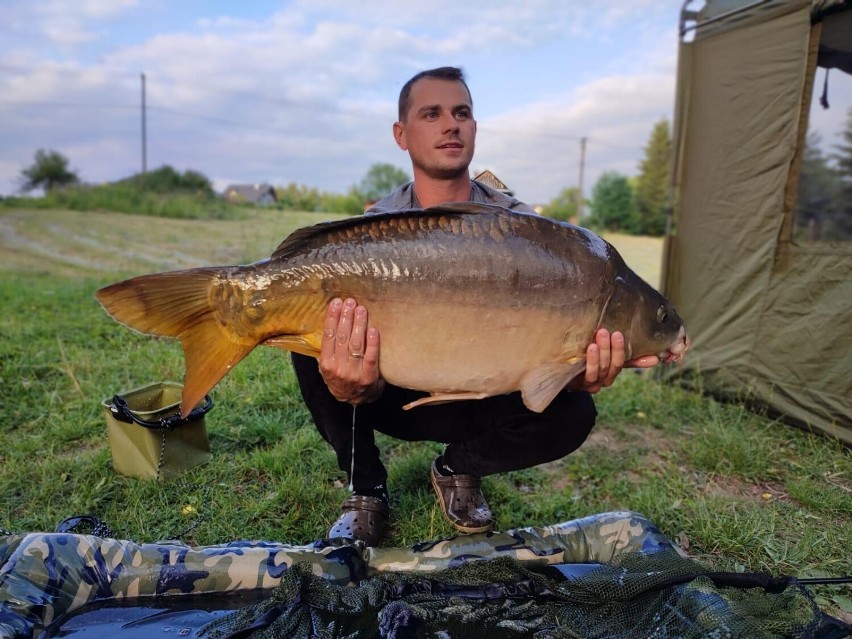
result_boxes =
[543,119,671,236]
[7,122,671,228]
[7,151,408,218]
[9,109,850,238]
[794,107,852,241]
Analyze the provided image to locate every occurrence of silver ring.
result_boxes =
[349,352,364,359]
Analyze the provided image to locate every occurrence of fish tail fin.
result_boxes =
[96,268,255,417]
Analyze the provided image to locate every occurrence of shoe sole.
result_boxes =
[430,469,494,534]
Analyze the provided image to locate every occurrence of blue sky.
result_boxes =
[1,1,847,204]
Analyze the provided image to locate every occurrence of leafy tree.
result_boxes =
[828,107,852,240]
[276,183,322,211]
[832,107,852,178]
[319,186,364,215]
[20,149,80,192]
[634,119,671,236]
[125,165,214,194]
[544,187,584,222]
[180,169,214,193]
[588,171,640,233]
[358,163,410,202]
[795,132,841,240]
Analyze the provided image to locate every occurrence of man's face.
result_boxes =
[393,78,476,181]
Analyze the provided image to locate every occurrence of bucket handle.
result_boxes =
[108,393,213,430]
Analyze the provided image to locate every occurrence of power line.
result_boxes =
[0,67,650,151]
[145,105,320,135]
[0,66,624,144]
[0,100,136,110]
[0,69,651,160]
[0,97,603,146]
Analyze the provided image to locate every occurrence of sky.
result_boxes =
[0,1,848,205]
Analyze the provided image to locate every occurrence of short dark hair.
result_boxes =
[397,66,472,122]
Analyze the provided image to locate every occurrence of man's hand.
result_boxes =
[568,328,659,394]
[318,298,384,404]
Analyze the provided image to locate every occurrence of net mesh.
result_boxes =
[199,550,844,639]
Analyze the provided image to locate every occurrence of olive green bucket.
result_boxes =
[101,382,212,480]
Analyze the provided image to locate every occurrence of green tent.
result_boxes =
[661,0,851,443]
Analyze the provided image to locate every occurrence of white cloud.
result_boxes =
[0,1,685,201]
[474,71,676,203]
[22,0,140,47]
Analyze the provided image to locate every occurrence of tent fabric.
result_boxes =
[686,0,809,38]
[683,0,847,37]
[662,0,851,443]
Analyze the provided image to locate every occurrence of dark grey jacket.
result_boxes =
[366,179,533,215]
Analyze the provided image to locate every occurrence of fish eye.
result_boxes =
[657,305,669,323]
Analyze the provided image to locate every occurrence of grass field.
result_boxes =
[1,207,849,620]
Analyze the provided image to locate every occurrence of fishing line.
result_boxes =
[349,404,357,492]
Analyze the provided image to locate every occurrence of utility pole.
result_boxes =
[577,136,587,221]
[141,73,147,174]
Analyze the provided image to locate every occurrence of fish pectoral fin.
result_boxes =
[403,392,490,410]
[262,335,321,358]
[520,361,586,413]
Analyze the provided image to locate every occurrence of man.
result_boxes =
[292,67,658,546]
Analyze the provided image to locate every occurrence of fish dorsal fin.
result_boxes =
[519,360,587,413]
[269,203,513,260]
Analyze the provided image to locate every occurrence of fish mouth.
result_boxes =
[660,327,690,363]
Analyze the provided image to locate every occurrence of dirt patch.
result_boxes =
[537,421,677,492]
[583,421,676,467]
[702,474,801,507]
[583,426,627,451]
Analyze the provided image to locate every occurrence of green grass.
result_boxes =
[1,207,849,620]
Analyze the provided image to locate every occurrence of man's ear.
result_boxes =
[393,121,407,151]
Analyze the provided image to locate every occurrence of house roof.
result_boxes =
[223,183,277,203]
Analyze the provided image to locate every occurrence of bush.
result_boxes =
[118,165,215,196]
[2,166,242,220]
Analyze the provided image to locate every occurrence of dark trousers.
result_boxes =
[292,353,597,493]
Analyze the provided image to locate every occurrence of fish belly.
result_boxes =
[364,300,580,395]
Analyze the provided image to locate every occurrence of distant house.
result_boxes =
[473,170,514,197]
[223,183,277,206]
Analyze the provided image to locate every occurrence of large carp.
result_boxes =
[97,203,689,417]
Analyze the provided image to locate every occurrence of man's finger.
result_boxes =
[362,327,381,378]
[320,298,343,362]
[606,331,626,385]
[335,298,357,354]
[595,328,611,381]
[348,305,368,362]
[625,355,660,369]
[585,342,600,385]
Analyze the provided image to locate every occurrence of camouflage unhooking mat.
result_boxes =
[0,511,848,638]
